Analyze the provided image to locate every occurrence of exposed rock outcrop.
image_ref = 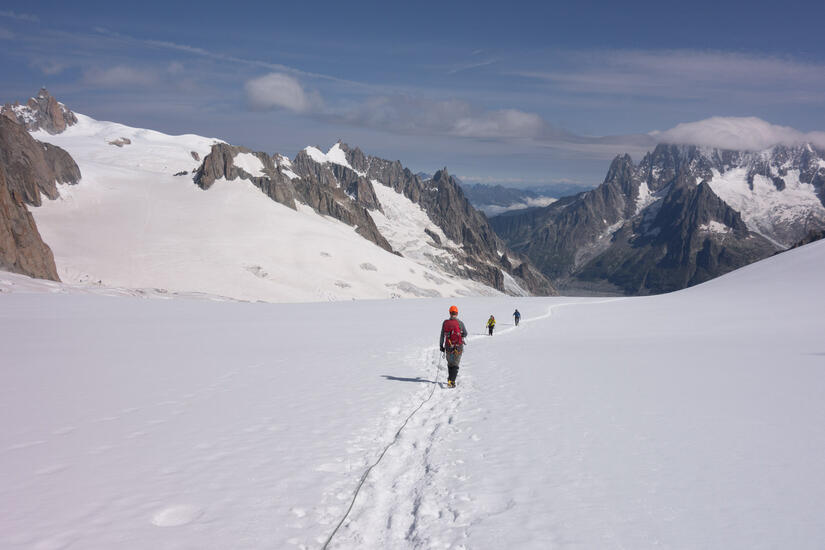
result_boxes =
[1,88,77,134]
[194,143,297,209]
[0,155,60,280]
[193,143,393,253]
[0,117,81,206]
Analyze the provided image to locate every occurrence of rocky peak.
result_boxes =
[1,88,78,135]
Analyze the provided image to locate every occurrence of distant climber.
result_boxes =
[439,305,468,388]
[513,309,521,326]
[486,314,496,336]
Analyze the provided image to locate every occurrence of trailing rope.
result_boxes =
[321,353,441,549]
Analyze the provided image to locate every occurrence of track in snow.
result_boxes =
[318,304,572,549]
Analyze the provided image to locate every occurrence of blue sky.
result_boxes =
[2,0,825,187]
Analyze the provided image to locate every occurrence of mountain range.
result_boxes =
[491,143,825,294]
[3,89,824,299]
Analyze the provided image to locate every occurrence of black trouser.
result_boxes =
[488,326,494,335]
[446,349,462,383]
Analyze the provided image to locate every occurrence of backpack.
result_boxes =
[443,319,463,350]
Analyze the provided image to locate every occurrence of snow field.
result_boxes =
[8,237,825,549]
[2,238,825,547]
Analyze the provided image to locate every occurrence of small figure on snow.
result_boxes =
[440,305,468,388]
[513,309,521,326]
[486,314,496,336]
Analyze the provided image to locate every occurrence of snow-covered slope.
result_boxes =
[1,241,823,549]
[29,115,502,302]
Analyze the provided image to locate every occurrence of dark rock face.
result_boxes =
[0,124,67,282]
[336,143,556,295]
[490,143,811,295]
[194,143,297,209]
[0,117,81,207]
[292,149,382,212]
[0,162,59,280]
[1,88,78,134]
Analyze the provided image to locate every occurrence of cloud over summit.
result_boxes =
[651,117,825,151]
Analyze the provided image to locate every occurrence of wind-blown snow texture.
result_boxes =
[1,241,823,549]
[28,115,501,302]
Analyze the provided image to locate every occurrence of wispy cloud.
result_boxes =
[515,49,825,104]
[90,27,368,88]
[82,65,161,88]
[30,58,67,75]
[0,10,39,22]
[0,27,13,40]
[447,57,497,75]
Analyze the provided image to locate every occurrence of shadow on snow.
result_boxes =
[381,375,437,384]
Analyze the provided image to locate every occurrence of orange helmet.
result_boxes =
[449,305,458,315]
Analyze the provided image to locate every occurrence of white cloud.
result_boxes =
[245,73,322,113]
[652,117,825,151]
[83,65,159,88]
